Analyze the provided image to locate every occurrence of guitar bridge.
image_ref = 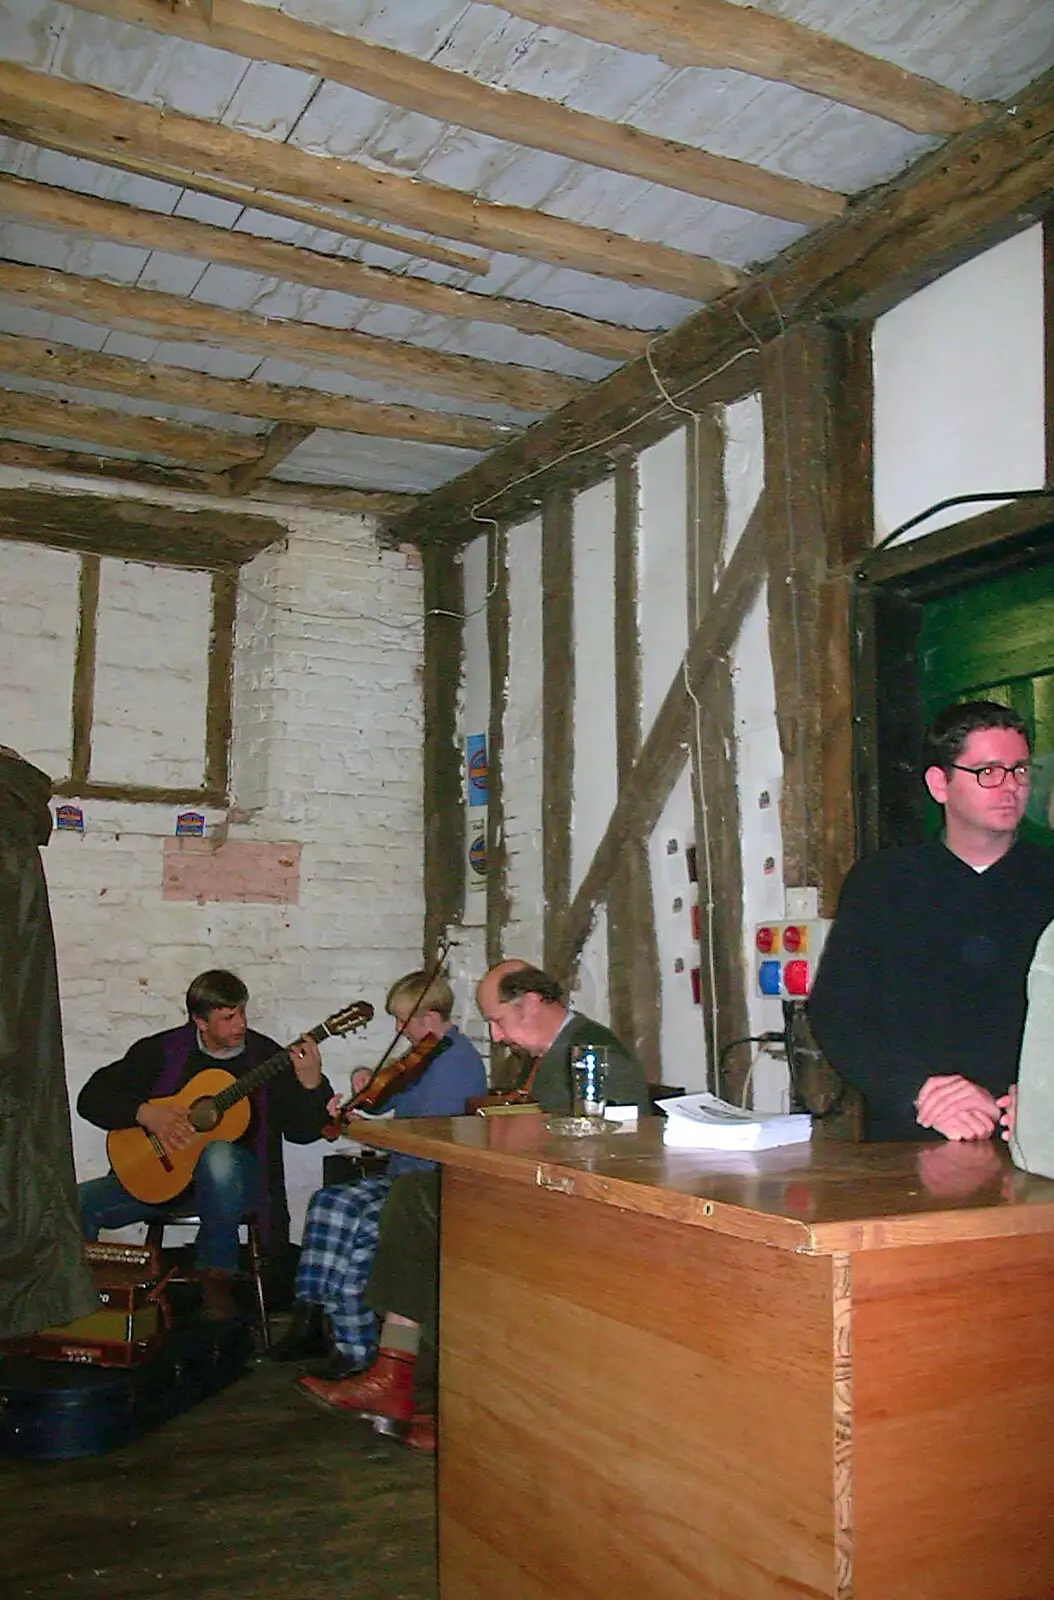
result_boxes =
[146,1131,174,1173]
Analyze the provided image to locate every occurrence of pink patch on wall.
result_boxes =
[162,838,301,904]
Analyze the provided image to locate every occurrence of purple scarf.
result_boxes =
[155,1022,274,1245]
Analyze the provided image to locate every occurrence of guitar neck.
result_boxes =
[210,1021,329,1115]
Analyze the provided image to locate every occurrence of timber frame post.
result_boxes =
[422,544,465,964]
[684,409,751,1100]
[608,453,661,1078]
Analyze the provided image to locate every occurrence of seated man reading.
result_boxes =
[297,959,651,1451]
[271,969,485,1374]
[77,969,332,1320]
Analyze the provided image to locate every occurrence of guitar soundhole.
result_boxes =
[188,1097,220,1133]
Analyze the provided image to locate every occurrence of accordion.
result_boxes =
[7,1243,173,1368]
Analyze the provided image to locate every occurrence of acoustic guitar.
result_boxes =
[107,1000,373,1205]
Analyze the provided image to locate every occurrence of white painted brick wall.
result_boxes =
[2,511,425,1238]
[91,560,212,788]
[0,539,79,777]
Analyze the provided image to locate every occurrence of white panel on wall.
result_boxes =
[571,478,617,896]
[90,559,211,788]
[723,393,764,562]
[458,534,490,949]
[873,225,1045,542]
[0,540,79,779]
[731,582,788,1112]
[571,901,609,1028]
[648,761,708,1093]
[638,427,688,737]
[504,514,544,959]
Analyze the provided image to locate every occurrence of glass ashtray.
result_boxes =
[546,1114,609,1138]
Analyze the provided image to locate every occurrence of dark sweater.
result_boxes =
[524,1011,652,1116]
[808,838,1054,1140]
[78,1025,333,1251]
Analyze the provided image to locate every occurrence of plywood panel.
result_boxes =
[852,1231,1054,1599]
[439,1168,836,1600]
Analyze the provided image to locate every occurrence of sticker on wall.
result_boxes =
[468,812,488,882]
[175,811,206,837]
[466,733,488,808]
[55,803,84,832]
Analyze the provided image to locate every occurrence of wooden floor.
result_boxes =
[0,1355,437,1600]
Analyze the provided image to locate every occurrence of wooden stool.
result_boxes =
[143,1210,270,1349]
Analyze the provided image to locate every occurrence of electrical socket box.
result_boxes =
[785,887,819,921]
[754,919,831,998]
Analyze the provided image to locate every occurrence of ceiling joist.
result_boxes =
[0,175,645,363]
[0,260,578,415]
[0,63,742,301]
[0,140,491,277]
[496,0,988,135]
[223,422,314,496]
[0,389,267,469]
[61,0,844,226]
[0,438,419,513]
[0,344,516,463]
[0,331,515,450]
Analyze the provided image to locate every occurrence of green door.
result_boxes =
[918,560,1054,849]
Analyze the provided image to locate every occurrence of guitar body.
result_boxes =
[106,1069,252,1205]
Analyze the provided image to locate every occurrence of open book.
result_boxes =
[656,1092,812,1152]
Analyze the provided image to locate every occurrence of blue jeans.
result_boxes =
[79,1141,260,1274]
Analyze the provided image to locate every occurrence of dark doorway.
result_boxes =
[857,521,1054,852]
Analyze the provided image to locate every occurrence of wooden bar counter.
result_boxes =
[353,1115,1054,1599]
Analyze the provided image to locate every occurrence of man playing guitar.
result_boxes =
[77,969,332,1321]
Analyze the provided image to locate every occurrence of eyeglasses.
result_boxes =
[948,761,1032,789]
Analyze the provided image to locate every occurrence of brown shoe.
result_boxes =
[296,1349,415,1434]
[403,1411,436,1455]
[201,1268,237,1321]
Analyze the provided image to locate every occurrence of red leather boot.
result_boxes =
[297,1349,416,1435]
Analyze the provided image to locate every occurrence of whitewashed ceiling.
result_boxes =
[0,0,1051,510]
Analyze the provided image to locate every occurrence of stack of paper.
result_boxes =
[656,1093,812,1151]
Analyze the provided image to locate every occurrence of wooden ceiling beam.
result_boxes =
[0,390,265,469]
[223,422,314,496]
[0,438,419,513]
[0,259,576,415]
[497,0,987,135]
[388,70,1054,543]
[0,485,288,567]
[2,140,489,277]
[0,330,513,451]
[0,63,741,301]
[0,175,644,364]
[62,0,843,226]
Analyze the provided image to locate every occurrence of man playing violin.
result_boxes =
[298,959,650,1452]
[274,970,485,1373]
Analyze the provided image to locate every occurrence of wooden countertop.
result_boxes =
[350,1114,1054,1253]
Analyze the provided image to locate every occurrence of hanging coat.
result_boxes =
[0,748,97,1337]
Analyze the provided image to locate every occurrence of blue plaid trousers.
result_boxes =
[295,1176,392,1365]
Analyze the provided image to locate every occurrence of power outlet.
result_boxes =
[785,886,819,921]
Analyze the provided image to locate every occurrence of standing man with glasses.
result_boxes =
[809,701,1054,1141]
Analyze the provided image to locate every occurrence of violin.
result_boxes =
[322,1031,452,1139]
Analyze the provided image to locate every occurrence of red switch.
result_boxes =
[784,960,810,997]
[756,925,778,954]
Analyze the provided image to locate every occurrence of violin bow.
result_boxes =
[359,936,453,1085]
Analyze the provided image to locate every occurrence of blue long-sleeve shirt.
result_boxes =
[356,1026,486,1175]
